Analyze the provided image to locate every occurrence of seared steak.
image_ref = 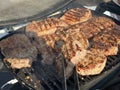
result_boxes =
[76,49,107,76]
[61,29,89,60]
[91,17,115,31]
[70,16,115,39]
[61,8,92,25]
[0,34,37,69]
[26,18,68,38]
[92,32,118,56]
[105,26,120,45]
[72,21,101,38]
[55,28,89,78]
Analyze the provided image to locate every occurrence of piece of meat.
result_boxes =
[105,26,120,45]
[56,28,89,60]
[70,16,115,39]
[76,49,107,76]
[73,21,101,38]
[62,30,89,60]
[27,27,65,65]
[92,32,118,56]
[40,27,65,49]
[26,18,68,38]
[61,8,92,25]
[0,34,37,69]
[55,29,89,78]
[91,17,115,31]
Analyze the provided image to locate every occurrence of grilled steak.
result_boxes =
[76,49,107,76]
[72,21,101,38]
[70,16,115,39]
[92,32,118,56]
[105,26,120,45]
[55,28,89,78]
[61,29,89,60]
[26,18,68,38]
[91,17,115,31]
[0,34,37,69]
[61,8,92,25]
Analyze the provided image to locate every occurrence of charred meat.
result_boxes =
[0,34,37,69]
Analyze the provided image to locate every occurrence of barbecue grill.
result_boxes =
[0,0,120,90]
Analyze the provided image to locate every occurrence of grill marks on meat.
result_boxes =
[73,21,101,38]
[105,27,120,45]
[26,18,68,38]
[76,49,107,76]
[61,8,92,25]
[92,17,115,31]
[70,16,115,39]
[54,29,89,78]
[42,34,59,48]
[0,34,37,69]
[92,32,118,56]
[56,28,89,61]
[25,18,68,65]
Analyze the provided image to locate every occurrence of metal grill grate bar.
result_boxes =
[33,62,62,90]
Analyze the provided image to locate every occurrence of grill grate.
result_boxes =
[32,61,63,90]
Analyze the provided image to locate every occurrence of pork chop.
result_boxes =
[61,8,92,25]
[92,32,118,56]
[0,34,37,69]
[26,18,68,38]
[76,49,107,76]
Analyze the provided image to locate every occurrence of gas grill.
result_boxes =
[0,0,120,90]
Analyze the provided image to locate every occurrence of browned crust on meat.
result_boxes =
[106,26,120,45]
[61,8,92,25]
[56,28,89,60]
[76,49,107,76]
[26,18,68,37]
[91,17,115,31]
[92,32,118,56]
[0,34,37,59]
[42,34,60,48]
[69,16,115,39]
